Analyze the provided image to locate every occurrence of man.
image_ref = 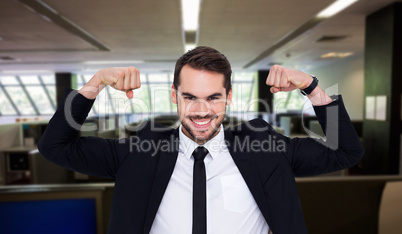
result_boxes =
[38,46,364,234]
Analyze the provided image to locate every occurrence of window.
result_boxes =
[0,75,56,117]
[148,74,172,114]
[0,89,16,115]
[76,71,257,117]
[274,90,308,113]
[0,72,257,121]
[5,86,37,115]
[227,72,257,120]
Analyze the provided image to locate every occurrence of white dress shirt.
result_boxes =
[150,125,269,234]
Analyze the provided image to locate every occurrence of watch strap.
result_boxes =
[301,76,318,96]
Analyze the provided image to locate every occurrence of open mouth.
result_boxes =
[193,119,211,125]
[189,116,215,128]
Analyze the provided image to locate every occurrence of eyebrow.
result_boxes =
[181,92,223,99]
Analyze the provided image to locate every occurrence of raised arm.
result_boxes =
[266,65,364,176]
[266,64,333,106]
[38,67,141,178]
[79,66,141,99]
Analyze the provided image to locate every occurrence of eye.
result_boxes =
[184,96,196,100]
[208,96,218,101]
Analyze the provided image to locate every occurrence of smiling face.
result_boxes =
[172,65,232,144]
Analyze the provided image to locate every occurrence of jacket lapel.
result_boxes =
[224,129,273,228]
[143,127,180,234]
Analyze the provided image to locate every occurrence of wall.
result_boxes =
[307,55,364,120]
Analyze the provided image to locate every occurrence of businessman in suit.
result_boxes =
[38,46,364,234]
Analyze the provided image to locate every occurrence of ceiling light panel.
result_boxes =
[321,52,353,58]
[181,0,201,31]
[317,0,358,18]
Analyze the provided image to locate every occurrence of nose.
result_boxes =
[189,99,210,116]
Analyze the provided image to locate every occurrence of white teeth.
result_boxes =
[193,119,211,125]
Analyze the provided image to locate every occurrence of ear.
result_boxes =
[171,84,177,104]
[226,89,232,106]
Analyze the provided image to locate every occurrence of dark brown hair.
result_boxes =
[173,46,232,94]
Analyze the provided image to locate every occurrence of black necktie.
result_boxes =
[192,146,208,234]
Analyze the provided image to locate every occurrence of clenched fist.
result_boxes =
[98,67,141,99]
[79,66,141,99]
[266,65,313,94]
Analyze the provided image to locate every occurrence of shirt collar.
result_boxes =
[179,125,226,160]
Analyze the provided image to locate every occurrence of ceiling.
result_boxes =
[0,0,399,74]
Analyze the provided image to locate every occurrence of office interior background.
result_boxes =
[0,0,401,233]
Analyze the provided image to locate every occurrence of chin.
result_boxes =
[182,120,221,143]
[193,131,212,141]
[179,108,226,142]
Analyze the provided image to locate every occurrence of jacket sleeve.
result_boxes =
[281,95,364,177]
[37,89,129,178]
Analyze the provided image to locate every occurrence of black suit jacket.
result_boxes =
[38,90,364,234]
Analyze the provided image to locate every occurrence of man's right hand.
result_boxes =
[79,66,141,99]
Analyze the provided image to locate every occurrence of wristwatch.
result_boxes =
[300,76,318,96]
